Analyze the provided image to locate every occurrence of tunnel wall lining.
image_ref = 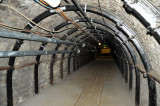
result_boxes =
[0,0,160,106]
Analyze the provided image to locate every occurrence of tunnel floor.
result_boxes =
[18,56,134,106]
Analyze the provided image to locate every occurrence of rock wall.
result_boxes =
[0,0,160,106]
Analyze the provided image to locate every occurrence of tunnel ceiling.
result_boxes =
[0,0,160,106]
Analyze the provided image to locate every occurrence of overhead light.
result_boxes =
[98,43,101,46]
[43,0,61,8]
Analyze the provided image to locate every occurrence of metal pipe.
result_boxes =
[0,50,76,58]
[0,29,81,45]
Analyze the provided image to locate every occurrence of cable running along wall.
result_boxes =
[0,0,160,106]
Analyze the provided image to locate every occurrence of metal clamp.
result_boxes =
[82,43,85,47]
[28,22,34,28]
[84,5,87,12]
[143,73,148,78]
[77,49,80,53]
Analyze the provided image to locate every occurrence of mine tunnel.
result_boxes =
[0,0,160,106]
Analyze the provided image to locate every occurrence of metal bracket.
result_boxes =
[77,49,80,53]
[82,43,85,47]
[28,22,34,28]
[143,73,148,78]
[84,5,87,12]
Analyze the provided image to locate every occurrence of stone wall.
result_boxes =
[71,0,160,105]
[0,0,160,106]
[0,0,77,105]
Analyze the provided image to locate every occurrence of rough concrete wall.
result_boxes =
[0,0,160,106]
[76,0,160,105]
[0,0,76,106]
[150,0,160,8]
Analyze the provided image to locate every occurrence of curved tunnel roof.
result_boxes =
[0,0,160,106]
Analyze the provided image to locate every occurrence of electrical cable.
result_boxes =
[97,0,107,28]
[56,8,82,29]
[0,56,74,71]
[0,4,72,33]
[0,22,77,41]
[0,22,69,38]
[55,8,97,42]
[0,3,96,42]
[32,1,97,42]
[34,0,53,9]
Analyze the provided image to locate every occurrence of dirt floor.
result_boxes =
[18,56,134,106]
